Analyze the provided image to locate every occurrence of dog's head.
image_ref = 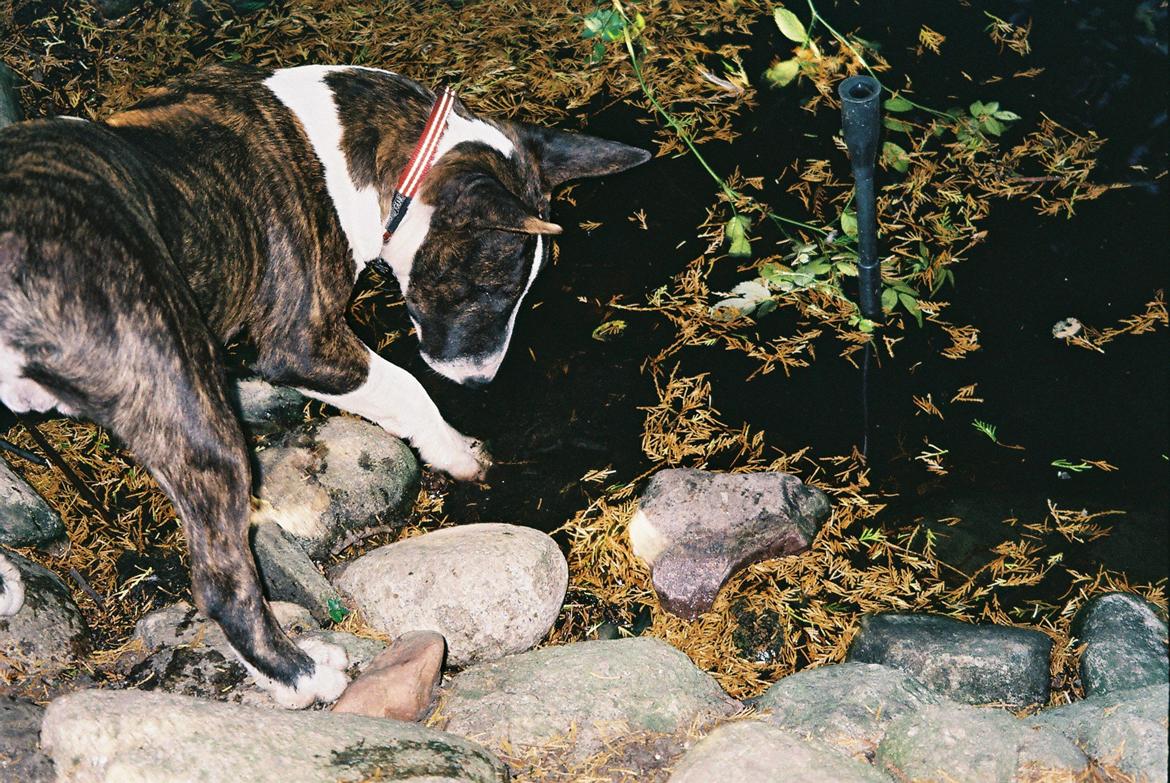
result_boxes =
[382,116,649,387]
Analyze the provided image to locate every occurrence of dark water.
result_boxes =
[412,1,1168,582]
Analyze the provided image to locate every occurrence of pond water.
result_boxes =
[395,0,1167,584]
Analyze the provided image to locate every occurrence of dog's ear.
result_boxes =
[450,172,563,235]
[525,126,651,188]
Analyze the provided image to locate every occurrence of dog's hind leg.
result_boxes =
[17,306,348,708]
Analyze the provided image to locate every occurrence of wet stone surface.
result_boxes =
[847,612,1052,708]
[41,689,508,783]
[0,547,88,673]
[0,460,64,549]
[668,720,892,783]
[251,519,344,624]
[440,637,741,759]
[876,702,1088,783]
[1072,591,1168,697]
[753,662,941,760]
[0,695,54,783]
[629,469,831,619]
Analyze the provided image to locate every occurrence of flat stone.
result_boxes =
[668,721,892,783]
[0,696,54,783]
[335,523,566,667]
[877,702,1088,783]
[1,460,65,548]
[251,520,344,624]
[629,468,830,618]
[440,637,740,758]
[255,416,419,559]
[847,612,1052,708]
[333,630,446,721]
[133,599,316,658]
[0,63,23,129]
[754,662,941,759]
[234,377,308,438]
[1072,592,1168,697]
[41,689,508,783]
[1027,683,1168,782]
[0,548,87,672]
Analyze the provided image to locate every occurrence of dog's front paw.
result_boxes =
[258,638,350,710]
[421,429,492,482]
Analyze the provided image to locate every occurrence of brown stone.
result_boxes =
[629,469,830,619]
[331,630,445,721]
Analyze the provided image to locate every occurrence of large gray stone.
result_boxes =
[1072,592,1168,697]
[440,637,740,758]
[754,662,941,758]
[335,523,566,667]
[1,460,65,548]
[40,689,508,783]
[0,548,87,672]
[668,720,891,783]
[1027,683,1168,782]
[255,416,419,558]
[0,63,22,130]
[0,696,54,783]
[877,702,1088,783]
[847,612,1052,708]
[629,468,830,618]
[251,520,344,624]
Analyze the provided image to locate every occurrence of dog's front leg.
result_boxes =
[301,348,491,482]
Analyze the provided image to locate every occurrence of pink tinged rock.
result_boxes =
[629,468,831,619]
[331,630,446,721]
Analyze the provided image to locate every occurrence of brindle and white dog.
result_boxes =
[0,64,648,707]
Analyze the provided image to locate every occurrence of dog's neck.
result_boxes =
[263,66,515,282]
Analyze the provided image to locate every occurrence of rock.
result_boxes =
[440,637,740,758]
[255,416,419,558]
[0,548,87,672]
[847,612,1052,708]
[133,599,316,658]
[0,696,54,783]
[124,644,250,701]
[1072,592,1168,697]
[753,662,941,759]
[251,520,344,624]
[668,721,892,783]
[1027,683,1168,782]
[332,630,445,721]
[629,468,830,619]
[0,63,23,130]
[234,377,308,437]
[335,523,566,667]
[41,689,508,783]
[877,702,1088,783]
[0,461,65,548]
[93,0,142,20]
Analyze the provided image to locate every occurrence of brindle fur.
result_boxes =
[0,63,647,700]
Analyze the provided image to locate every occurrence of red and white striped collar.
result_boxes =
[382,86,456,244]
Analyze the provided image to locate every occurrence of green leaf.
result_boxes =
[881,141,910,173]
[899,292,923,326]
[725,215,752,257]
[969,100,987,116]
[840,210,857,237]
[993,109,1021,121]
[883,95,913,112]
[581,7,626,41]
[588,41,607,64]
[858,318,875,333]
[835,259,858,276]
[883,116,913,133]
[326,598,350,624]
[984,101,1000,113]
[764,58,801,88]
[773,7,807,42]
[881,286,898,312]
[980,116,1005,136]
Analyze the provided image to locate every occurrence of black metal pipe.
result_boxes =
[838,75,882,321]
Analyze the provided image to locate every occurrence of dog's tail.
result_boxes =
[0,552,25,616]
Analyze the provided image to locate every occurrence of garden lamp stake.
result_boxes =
[838,75,883,457]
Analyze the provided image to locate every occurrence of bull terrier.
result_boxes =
[0,63,648,707]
